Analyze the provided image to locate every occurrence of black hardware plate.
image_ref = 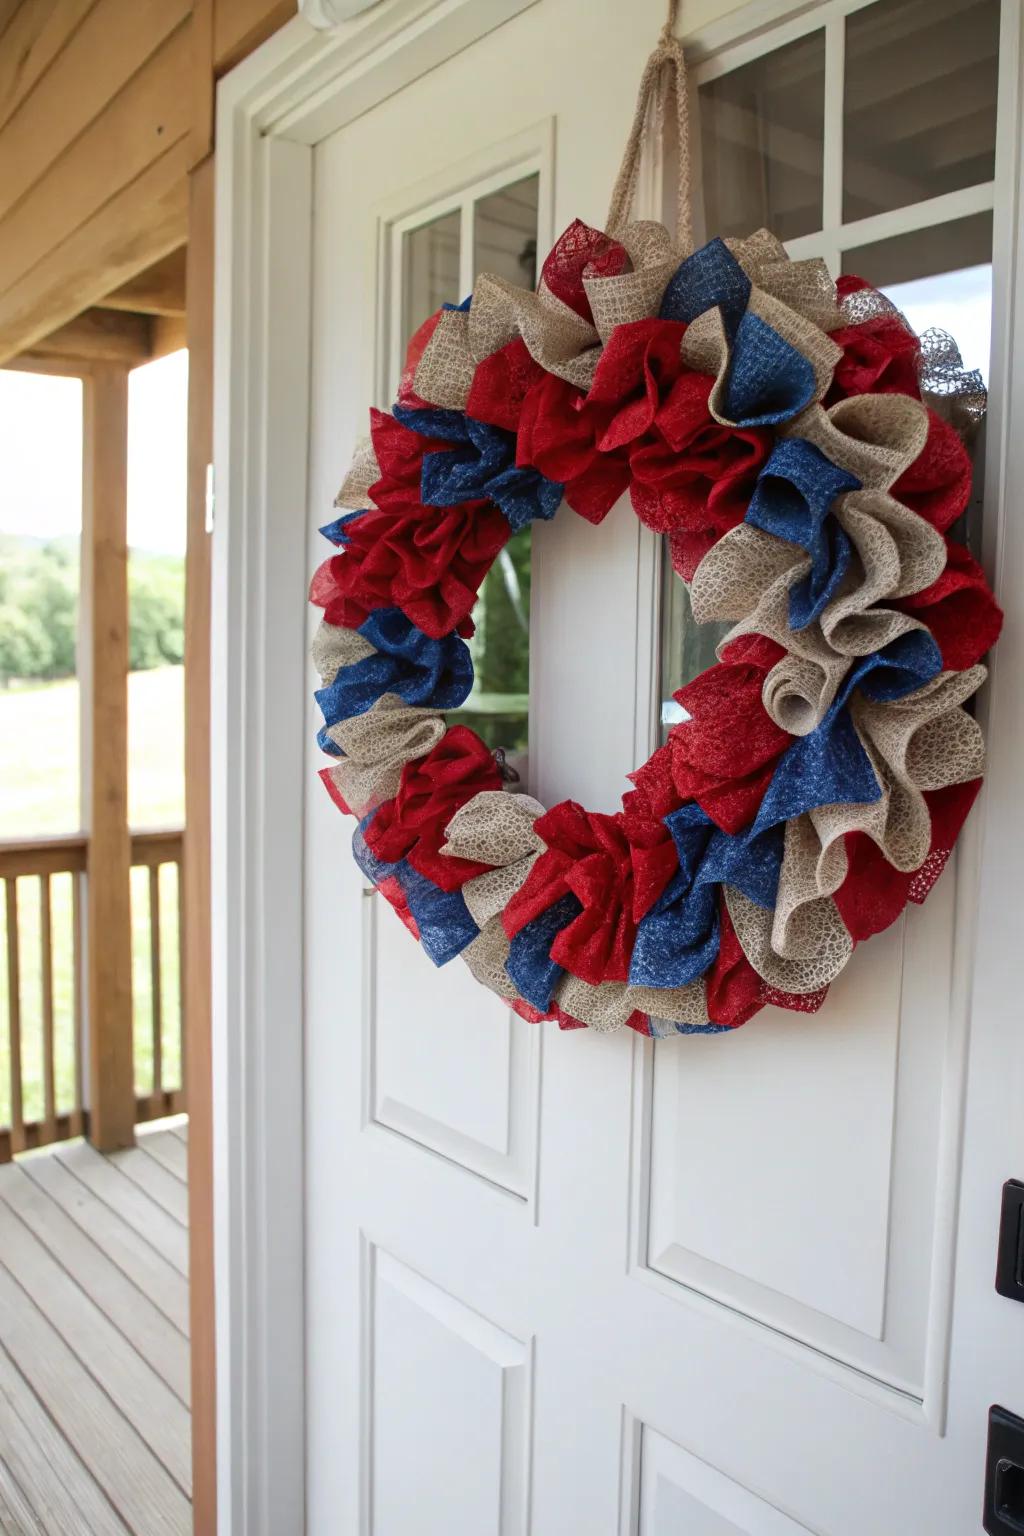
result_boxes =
[996,1181,1024,1304]
[985,1406,1024,1535]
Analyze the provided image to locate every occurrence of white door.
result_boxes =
[294,1,1024,1532]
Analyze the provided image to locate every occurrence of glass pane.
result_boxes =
[659,557,730,742]
[842,212,993,381]
[401,208,461,341]
[449,540,531,784]
[843,0,999,223]
[0,371,83,837]
[843,213,992,553]
[473,173,540,289]
[698,30,826,243]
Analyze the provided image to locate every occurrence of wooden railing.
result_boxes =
[0,827,185,1162]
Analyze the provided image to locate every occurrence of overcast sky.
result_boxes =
[0,349,187,557]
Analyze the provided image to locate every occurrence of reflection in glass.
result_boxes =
[401,208,461,343]
[843,0,999,223]
[449,537,532,784]
[474,174,540,291]
[658,558,729,743]
[842,215,992,553]
[842,213,993,382]
[698,31,826,243]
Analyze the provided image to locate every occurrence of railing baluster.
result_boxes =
[72,870,85,1137]
[149,863,163,1102]
[5,880,23,1155]
[39,875,56,1140]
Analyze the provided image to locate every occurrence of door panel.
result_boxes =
[301,1,1019,1532]
[370,1246,531,1536]
[369,901,540,1195]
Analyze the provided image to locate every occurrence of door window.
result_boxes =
[391,173,540,785]
[662,0,1001,728]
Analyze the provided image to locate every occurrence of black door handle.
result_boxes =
[985,1406,1024,1534]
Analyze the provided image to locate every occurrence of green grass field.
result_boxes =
[0,666,185,1124]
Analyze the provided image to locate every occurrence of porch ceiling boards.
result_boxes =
[0,1119,191,1535]
[0,0,295,366]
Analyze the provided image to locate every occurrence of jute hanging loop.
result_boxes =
[605,0,693,251]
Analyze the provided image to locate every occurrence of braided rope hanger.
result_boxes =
[605,0,693,251]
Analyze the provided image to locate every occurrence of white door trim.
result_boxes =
[211,3,1024,1533]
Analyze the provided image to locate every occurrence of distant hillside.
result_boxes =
[0,534,184,683]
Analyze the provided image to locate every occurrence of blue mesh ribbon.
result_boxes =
[746,439,861,629]
[353,816,478,966]
[725,311,817,427]
[314,607,473,728]
[658,237,752,339]
[505,892,583,1012]
[753,630,943,835]
[628,806,784,989]
[320,510,367,546]
[414,413,563,533]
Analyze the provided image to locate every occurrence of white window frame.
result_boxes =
[691,0,1002,273]
[378,121,554,402]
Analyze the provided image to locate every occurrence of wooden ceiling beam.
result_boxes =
[98,246,187,317]
[9,309,152,370]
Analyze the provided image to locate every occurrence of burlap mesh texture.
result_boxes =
[324,694,447,816]
[445,791,546,928]
[725,883,853,994]
[312,620,376,686]
[785,394,928,490]
[335,435,381,509]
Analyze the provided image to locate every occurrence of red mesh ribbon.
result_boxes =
[363,725,503,891]
[827,281,921,403]
[516,372,630,523]
[705,901,829,1026]
[896,539,1003,669]
[631,369,772,577]
[397,313,445,410]
[892,407,973,534]
[834,778,982,940]
[629,635,791,835]
[540,219,631,321]
[502,801,639,985]
[467,338,545,434]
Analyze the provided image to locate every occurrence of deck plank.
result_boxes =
[0,1164,190,1404]
[0,1272,190,1535]
[54,1141,189,1274]
[136,1127,189,1182]
[0,1453,48,1536]
[0,1201,192,1492]
[20,1150,189,1335]
[105,1144,189,1225]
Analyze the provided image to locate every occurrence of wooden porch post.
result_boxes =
[81,362,136,1151]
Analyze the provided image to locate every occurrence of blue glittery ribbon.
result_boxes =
[505,892,584,1012]
[395,403,563,533]
[353,816,478,966]
[319,510,368,546]
[314,607,473,728]
[752,629,943,834]
[628,806,784,989]
[746,438,861,629]
[658,237,752,338]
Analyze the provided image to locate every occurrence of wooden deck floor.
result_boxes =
[0,1118,191,1536]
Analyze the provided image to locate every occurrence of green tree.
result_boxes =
[0,603,52,686]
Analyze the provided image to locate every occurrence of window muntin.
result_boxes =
[661,0,1001,727]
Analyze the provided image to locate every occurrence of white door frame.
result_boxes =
[211,4,1024,1532]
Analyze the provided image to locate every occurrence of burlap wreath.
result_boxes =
[309,211,1000,1038]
